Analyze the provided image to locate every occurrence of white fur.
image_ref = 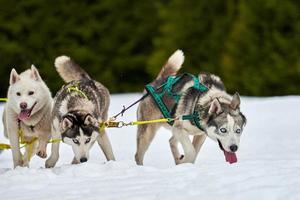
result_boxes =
[59,98,69,115]
[55,56,70,70]
[206,114,241,152]
[172,124,196,164]
[6,68,52,125]
[9,69,20,85]
[59,96,95,115]
[199,88,232,106]
[180,80,194,93]
[4,67,52,168]
[209,99,222,114]
[167,50,184,70]
[63,129,98,162]
[227,115,235,132]
[210,74,221,83]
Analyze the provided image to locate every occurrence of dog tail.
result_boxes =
[54,56,91,82]
[155,50,184,81]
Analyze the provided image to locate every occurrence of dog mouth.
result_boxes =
[18,102,37,121]
[217,140,237,164]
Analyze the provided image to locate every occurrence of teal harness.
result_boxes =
[145,73,208,130]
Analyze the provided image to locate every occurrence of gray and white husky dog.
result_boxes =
[135,50,246,165]
[45,56,115,168]
[3,66,52,168]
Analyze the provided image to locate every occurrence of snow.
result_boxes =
[0,94,300,200]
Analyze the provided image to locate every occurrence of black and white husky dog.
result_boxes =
[46,56,115,168]
[135,50,246,165]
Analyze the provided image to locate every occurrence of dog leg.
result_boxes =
[45,140,60,168]
[192,134,206,158]
[23,140,38,167]
[36,136,49,159]
[45,128,61,168]
[7,125,23,168]
[71,157,80,164]
[173,123,196,164]
[177,134,196,164]
[169,136,182,165]
[97,130,115,161]
[135,124,158,165]
[2,109,8,138]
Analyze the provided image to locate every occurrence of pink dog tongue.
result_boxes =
[223,150,237,164]
[18,110,30,121]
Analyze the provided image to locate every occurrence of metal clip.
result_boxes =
[117,121,134,128]
[106,121,122,128]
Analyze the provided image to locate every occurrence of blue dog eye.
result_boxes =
[220,128,227,133]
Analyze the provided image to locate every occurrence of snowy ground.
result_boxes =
[0,94,300,200]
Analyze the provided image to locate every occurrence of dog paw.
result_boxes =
[14,159,24,168]
[176,154,184,161]
[22,161,29,168]
[71,158,80,164]
[45,163,53,168]
[179,155,184,160]
[37,150,47,159]
[175,155,185,165]
[45,159,55,168]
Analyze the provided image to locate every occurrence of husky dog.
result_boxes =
[45,56,115,168]
[3,66,52,168]
[135,50,246,165]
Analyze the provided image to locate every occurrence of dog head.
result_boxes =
[8,65,51,121]
[205,93,246,163]
[60,111,99,163]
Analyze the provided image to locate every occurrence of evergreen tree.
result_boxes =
[220,0,300,95]
[0,0,299,96]
[0,0,160,95]
[149,0,300,96]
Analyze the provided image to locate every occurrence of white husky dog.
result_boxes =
[3,66,52,168]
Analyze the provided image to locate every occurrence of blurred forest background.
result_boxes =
[0,0,299,96]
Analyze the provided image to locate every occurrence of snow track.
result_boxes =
[0,94,300,200]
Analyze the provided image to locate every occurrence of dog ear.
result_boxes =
[31,65,41,81]
[209,99,222,114]
[231,92,240,110]
[61,117,73,131]
[84,114,97,126]
[9,68,20,85]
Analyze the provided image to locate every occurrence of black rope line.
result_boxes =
[112,93,149,119]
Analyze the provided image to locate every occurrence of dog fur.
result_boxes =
[45,56,115,168]
[135,50,246,165]
[3,65,52,168]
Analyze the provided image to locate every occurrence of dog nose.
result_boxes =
[20,102,28,109]
[80,157,88,163]
[230,145,238,152]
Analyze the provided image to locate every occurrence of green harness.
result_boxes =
[145,73,208,130]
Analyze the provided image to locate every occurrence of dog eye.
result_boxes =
[16,92,21,96]
[219,128,227,133]
[236,129,241,134]
[85,138,91,144]
[72,139,80,144]
[28,91,34,95]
